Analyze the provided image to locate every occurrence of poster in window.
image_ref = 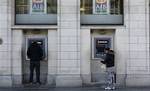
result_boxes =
[31,0,47,14]
[93,0,110,14]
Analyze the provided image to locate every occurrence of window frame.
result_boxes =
[80,0,124,25]
[14,0,57,25]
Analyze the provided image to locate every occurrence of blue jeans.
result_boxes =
[106,67,115,87]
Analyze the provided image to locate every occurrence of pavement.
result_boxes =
[0,87,150,91]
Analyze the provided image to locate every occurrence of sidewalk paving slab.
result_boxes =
[0,87,150,91]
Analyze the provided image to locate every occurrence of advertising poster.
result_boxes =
[93,0,110,14]
[31,0,46,14]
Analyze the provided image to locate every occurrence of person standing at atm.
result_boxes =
[101,48,115,90]
[27,41,43,85]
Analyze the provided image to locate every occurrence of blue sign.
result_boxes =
[31,0,46,14]
[93,0,110,14]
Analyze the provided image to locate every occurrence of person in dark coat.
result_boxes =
[101,48,115,90]
[27,41,43,85]
[101,48,114,68]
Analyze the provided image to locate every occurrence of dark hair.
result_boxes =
[110,50,114,52]
[32,41,37,44]
[31,41,37,46]
[110,50,114,53]
[105,47,110,51]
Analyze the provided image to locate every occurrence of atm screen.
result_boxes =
[96,44,105,53]
[94,38,111,59]
[96,40,109,53]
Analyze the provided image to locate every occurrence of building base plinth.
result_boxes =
[0,76,12,87]
[126,75,150,87]
[56,75,82,87]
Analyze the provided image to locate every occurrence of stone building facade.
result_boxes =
[0,0,149,87]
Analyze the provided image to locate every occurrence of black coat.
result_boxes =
[27,44,43,62]
[101,53,114,67]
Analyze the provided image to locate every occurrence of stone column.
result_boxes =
[12,29,23,86]
[56,0,82,87]
[81,28,91,84]
[126,0,150,86]
[0,0,12,87]
[47,30,57,85]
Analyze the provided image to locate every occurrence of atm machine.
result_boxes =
[22,35,48,85]
[25,38,47,60]
[94,38,111,59]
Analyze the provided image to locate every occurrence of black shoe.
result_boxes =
[29,82,33,85]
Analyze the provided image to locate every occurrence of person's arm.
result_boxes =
[27,47,31,59]
[39,47,44,60]
[101,53,108,64]
[101,60,106,64]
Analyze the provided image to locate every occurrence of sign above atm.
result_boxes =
[30,0,47,14]
[93,0,110,15]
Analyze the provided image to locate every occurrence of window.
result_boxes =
[80,0,123,15]
[80,0,124,25]
[110,0,123,15]
[47,0,57,14]
[80,0,92,14]
[16,0,29,14]
[15,0,57,25]
[16,0,57,14]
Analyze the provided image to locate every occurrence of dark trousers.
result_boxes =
[29,61,40,83]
